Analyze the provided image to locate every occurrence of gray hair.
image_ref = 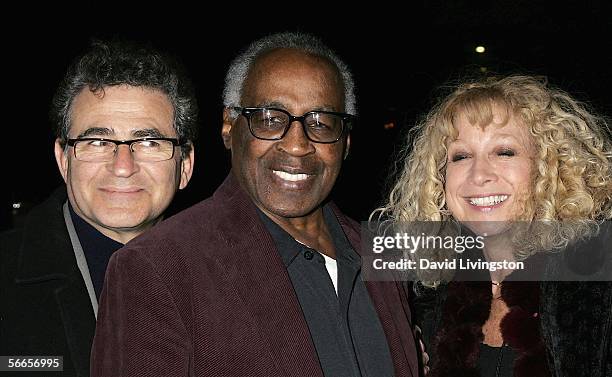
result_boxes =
[51,39,198,156]
[223,32,356,117]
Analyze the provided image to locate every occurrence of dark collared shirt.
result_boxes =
[258,205,394,377]
[69,204,123,299]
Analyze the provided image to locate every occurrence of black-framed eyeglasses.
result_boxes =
[233,107,355,144]
[66,137,184,162]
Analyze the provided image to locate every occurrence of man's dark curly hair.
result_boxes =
[51,39,198,156]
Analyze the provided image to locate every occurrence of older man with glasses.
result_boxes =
[0,39,196,377]
[91,32,419,377]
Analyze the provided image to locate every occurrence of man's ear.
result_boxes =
[178,146,195,190]
[343,134,351,160]
[54,139,69,183]
[222,108,233,149]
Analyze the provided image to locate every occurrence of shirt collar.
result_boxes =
[257,204,360,267]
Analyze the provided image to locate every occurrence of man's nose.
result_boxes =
[108,144,139,177]
[276,121,315,156]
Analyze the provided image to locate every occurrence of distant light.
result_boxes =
[480,66,488,73]
[12,202,21,209]
[475,46,486,53]
[383,122,395,130]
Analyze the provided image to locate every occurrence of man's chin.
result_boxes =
[93,212,152,232]
[259,201,322,220]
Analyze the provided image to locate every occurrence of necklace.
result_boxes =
[491,281,503,300]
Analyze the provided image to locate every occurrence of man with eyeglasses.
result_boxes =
[1,40,196,377]
[92,32,418,377]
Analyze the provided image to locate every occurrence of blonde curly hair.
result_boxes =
[374,75,612,261]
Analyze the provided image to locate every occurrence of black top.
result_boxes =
[69,203,123,299]
[258,205,395,377]
[478,343,515,377]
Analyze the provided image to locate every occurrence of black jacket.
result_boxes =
[1,187,95,377]
[412,225,612,377]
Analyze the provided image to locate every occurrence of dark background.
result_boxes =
[3,1,611,229]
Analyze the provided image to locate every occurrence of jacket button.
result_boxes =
[304,250,314,260]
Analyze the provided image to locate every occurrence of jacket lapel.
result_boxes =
[15,187,77,283]
[54,276,97,376]
[15,187,96,377]
[334,207,419,377]
[212,174,324,377]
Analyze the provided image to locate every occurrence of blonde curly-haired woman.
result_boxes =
[376,75,612,377]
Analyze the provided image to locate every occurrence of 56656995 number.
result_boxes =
[0,356,63,371]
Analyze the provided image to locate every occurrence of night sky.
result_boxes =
[4,1,611,229]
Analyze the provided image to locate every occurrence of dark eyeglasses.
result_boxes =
[233,107,355,144]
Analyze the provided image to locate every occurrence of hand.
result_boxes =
[420,337,430,375]
[415,326,430,376]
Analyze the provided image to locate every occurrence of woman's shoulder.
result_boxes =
[548,221,612,280]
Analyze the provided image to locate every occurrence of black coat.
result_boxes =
[1,187,95,377]
[412,225,612,377]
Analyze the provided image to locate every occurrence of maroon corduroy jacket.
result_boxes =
[91,173,419,376]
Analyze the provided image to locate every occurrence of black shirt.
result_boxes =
[69,203,123,299]
[478,343,515,377]
[258,205,394,377]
